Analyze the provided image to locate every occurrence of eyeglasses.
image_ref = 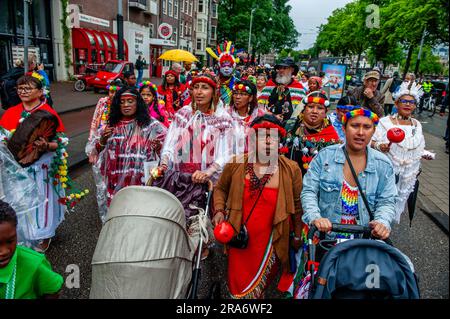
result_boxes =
[16,87,37,94]
[399,99,416,105]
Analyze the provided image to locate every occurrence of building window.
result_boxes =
[149,23,154,38]
[180,21,184,38]
[212,2,218,18]
[168,0,173,17]
[189,0,193,16]
[174,0,178,18]
[181,0,184,13]
[211,25,217,40]
[197,38,203,51]
[163,0,167,15]
[173,26,178,42]
[198,0,204,13]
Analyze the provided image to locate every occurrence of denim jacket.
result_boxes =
[301,144,397,230]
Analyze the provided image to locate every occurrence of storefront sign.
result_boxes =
[158,23,173,40]
[79,14,110,27]
[149,38,176,47]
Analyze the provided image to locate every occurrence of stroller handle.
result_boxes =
[308,223,372,240]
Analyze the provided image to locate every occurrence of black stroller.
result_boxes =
[302,224,420,299]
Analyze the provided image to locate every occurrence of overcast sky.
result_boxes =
[288,0,354,50]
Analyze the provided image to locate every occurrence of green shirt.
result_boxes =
[0,245,63,299]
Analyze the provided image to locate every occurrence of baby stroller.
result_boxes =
[299,224,420,299]
[89,181,214,299]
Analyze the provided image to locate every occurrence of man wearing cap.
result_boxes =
[348,70,385,118]
[258,57,307,124]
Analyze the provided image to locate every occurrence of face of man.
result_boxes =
[184,63,192,71]
[344,116,375,152]
[336,107,349,121]
[220,64,234,77]
[126,75,137,87]
[276,66,293,85]
[364,78,379,92]
[256,76,267,89]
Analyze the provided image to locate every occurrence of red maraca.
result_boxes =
[214,221,234,244]
[387,127,406,146]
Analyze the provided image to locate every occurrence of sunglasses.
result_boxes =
[399,99,416,105]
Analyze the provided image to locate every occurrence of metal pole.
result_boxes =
[414,26,427,76]
[247,8,255,59]
[117,0,124,60]
[24,0,31,74]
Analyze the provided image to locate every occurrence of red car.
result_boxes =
[88,60,134,92]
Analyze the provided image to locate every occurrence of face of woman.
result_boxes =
[166,74,176,84]
[336,107,349,121]
[140,87,154,105]
[233,91,252,112]
[193,83,214,108]
[0,221,17,269]
[256,76,266,88]
[301,75,308,82]
[17,84,43,103]
[108,90,116,100]
[255,128,279,159]
[344,116,375,152]
[120,95,138,119]
[308,79,319,92]
[303,103,327,127]
[396,94,416,117]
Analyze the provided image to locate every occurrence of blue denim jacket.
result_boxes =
[301,144,397,230]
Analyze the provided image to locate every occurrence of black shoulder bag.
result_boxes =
[228,186,265,249]
[343,148,393,245]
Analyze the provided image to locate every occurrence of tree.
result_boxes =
[403,46,444,76]
[217,0,299,57]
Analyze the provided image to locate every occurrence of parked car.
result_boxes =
[88,60,134,92]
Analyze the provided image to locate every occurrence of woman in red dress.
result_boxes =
[213,114,303,299]
[157,70,186,115]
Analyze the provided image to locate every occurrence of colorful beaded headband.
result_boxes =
[106,85,120,91]
[192,75,217,89]
[233,83,253,95]
[251,122,287,138]
[341,108,379,126]
[139,81,158,92]
[303,95,330,107]
[336,104,360,111]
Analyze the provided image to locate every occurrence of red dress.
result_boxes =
[0,102,65,132]
[227,179,279,299]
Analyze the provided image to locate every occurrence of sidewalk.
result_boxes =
[417,131,449,233]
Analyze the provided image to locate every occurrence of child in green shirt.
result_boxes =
[0,200,63,299]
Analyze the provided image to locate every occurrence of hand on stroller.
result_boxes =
[192,170,211,184]
[313,218,332,233]
[369,221,390,240]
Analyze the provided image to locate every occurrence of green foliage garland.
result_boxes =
[60,0,72,79]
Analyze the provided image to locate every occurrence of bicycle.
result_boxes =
[422,94,437,117]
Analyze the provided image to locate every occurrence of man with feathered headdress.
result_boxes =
[206,41,239,106]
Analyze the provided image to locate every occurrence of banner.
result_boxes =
[322,64,347,100]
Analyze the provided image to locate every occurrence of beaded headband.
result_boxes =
[165,70,179,78]
[233,83,253,95]
[336,104,360,111]
[139,81,158,92]
[341,108,379,126]
[251,122,287,138]
[303,95,330,107]
[106,85,120,91]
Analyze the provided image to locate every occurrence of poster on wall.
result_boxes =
[124,22,150,78]
[321,63,347,100]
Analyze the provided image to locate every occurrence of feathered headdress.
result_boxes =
[393,81,424,102]
[206,40,240,68]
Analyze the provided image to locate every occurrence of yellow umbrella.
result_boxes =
[158,49,198,63]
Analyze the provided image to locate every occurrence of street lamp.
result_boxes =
[247,8,256,57]
[24,0,32,73]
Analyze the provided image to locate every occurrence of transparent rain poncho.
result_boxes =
[160,102,235,184]
[0,140,45,247]
[93,119,167,222]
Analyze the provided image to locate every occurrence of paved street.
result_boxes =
[46,164,448,299]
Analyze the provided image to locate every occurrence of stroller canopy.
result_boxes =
[90,186,194,299]
[311,239,420,299]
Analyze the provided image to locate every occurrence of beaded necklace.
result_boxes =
[246,163,276,194]
[19,102,44,124]
[4,264,17,299]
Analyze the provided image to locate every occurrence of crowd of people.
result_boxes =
[0,40,441,299]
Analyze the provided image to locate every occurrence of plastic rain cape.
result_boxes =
[93,119,166,222]
[0,138,45,247]
[160,102,235,183]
